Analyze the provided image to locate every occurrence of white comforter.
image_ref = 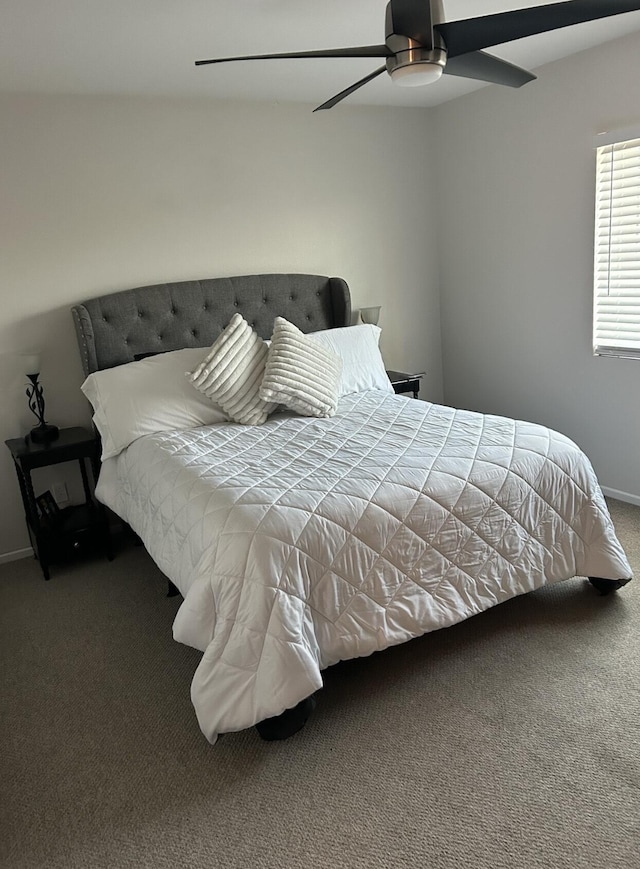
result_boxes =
[97,391,632,743]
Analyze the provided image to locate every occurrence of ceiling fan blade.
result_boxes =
[444,51,537,88]
[313,66,388,112]
[436,0,640,59]
[195,45,391,66]
[388,0,434,47]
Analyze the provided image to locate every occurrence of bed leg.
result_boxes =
[255,695,317,742]
[588,577,631,596]
[167,580,180,598]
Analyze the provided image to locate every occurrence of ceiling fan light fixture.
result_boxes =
[390,61,444,87]
[386,41,447,89]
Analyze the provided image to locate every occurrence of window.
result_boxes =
[593,128,640,359]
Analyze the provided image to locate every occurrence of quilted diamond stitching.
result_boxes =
[101,390,632,739]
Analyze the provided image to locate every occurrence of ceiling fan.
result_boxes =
[196,0,640,110]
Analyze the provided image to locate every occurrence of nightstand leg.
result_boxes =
[14,461,50,580]
[87,455,113,562]
[78,456,92,504]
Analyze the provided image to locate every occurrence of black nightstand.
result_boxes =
[386,370,424,399]
[5,427,112,580]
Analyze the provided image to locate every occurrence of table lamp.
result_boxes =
[23,354,59,444]
[359,306,381,326]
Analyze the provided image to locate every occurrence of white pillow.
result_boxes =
[260,317,342,418]
[187,313,276,426]
[81,348,227,460]
[308,324,393,397]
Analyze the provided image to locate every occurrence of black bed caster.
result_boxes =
[255,696,317,741]
[588,577,631,596]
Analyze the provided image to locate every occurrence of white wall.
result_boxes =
[0,94,441,559]
[434,32,640,504]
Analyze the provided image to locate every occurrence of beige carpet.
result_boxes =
[1,499,638,869]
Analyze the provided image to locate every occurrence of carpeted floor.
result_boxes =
[1,499,638,869]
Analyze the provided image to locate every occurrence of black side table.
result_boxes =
[386,370,424,399]
[5,427,112,580]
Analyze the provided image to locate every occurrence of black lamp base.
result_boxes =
[30,424,59,445]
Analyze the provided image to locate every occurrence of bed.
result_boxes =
[72,273,633,744]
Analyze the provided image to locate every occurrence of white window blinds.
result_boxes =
[593,131,640,358]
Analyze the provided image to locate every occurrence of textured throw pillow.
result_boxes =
[260,317,342,418]
[81,348,228,461]
[187,313,276,425]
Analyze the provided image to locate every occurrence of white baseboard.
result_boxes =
[601,486,640,507]
[0,546,34,565]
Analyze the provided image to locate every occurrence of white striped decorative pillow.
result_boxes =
[260,317,342,418]
[186,313,277,425]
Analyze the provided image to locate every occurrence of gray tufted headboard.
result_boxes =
[72,274,351,376]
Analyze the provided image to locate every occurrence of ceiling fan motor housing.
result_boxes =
[384,1,447,82]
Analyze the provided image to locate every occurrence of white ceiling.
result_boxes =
[3,1,640,109]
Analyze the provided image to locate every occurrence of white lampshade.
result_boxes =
[390,62,444,87]
[22,353,41,376]
[360,306,381,326]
